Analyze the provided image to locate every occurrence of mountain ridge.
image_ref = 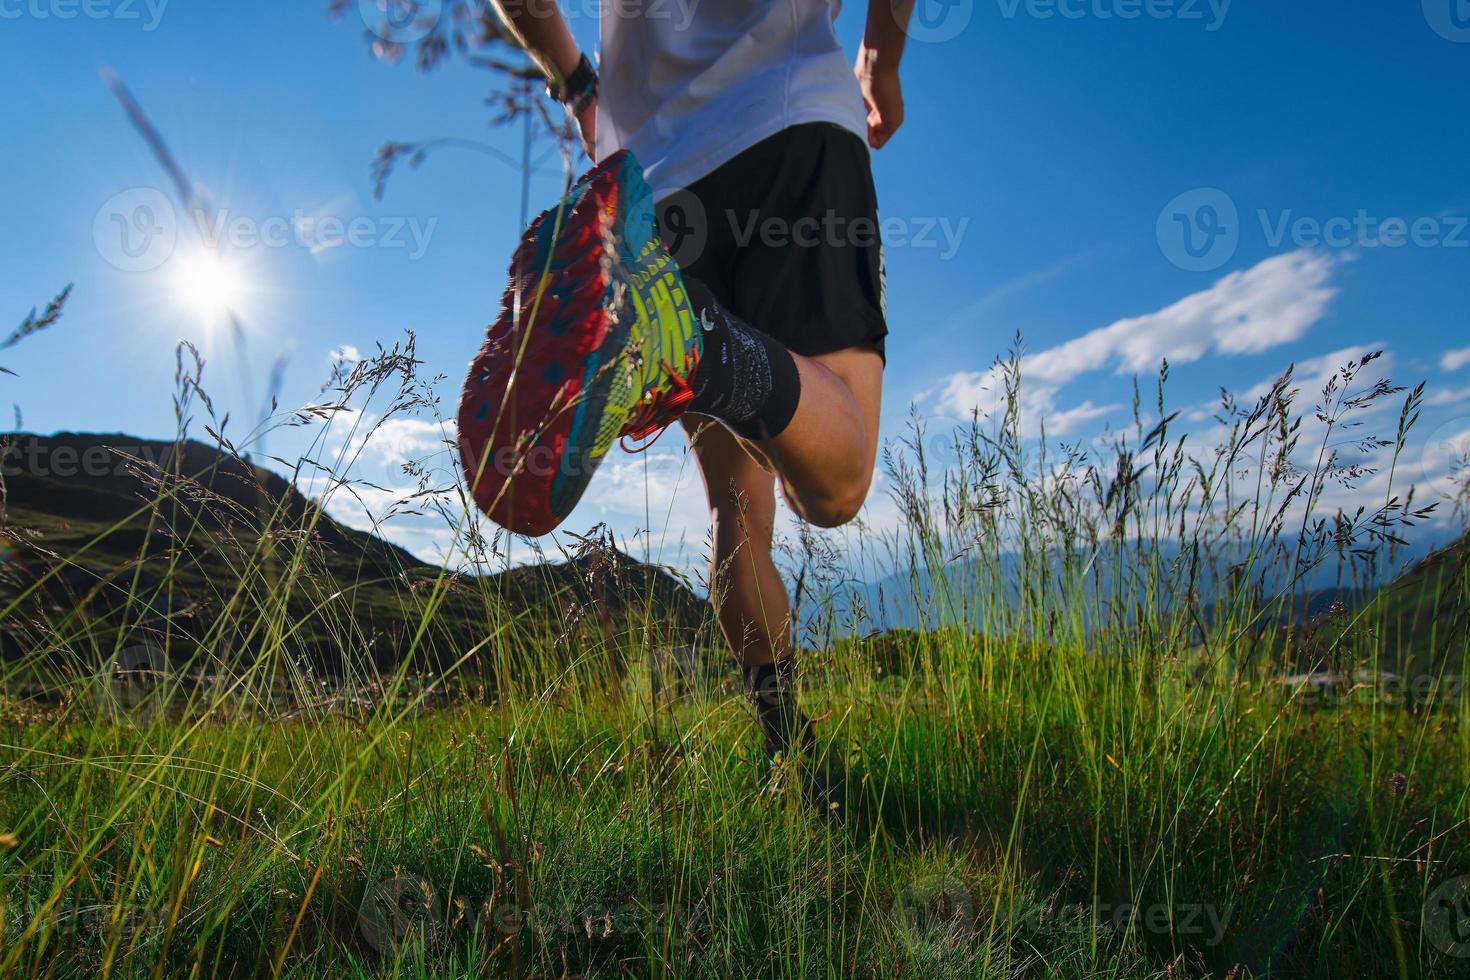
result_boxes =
[0,432,709,676]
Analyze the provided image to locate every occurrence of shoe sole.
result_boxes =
[457,152,650,536]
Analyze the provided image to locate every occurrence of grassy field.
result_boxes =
[2,342,1469,978]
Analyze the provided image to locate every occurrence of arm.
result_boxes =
[492,0,597,157]
[856,0,913,149]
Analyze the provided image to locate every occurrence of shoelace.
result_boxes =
[619,347,701,453]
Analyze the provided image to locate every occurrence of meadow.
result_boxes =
[1,323,1467,978]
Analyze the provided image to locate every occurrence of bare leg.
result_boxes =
[686,414,819,760]
[742,345,884,529]
[684,343,884,665]
[683,415,788,669]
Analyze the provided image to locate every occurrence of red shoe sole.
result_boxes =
[457,154,637,537]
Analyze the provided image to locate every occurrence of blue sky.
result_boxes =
[2,0,1468,574]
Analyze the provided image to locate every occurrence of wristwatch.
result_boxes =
[548,53,599,117]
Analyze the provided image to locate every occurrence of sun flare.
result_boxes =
[170,249,246,321]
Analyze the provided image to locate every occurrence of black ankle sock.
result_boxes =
[684,277,801,441]
[743,657,815,760]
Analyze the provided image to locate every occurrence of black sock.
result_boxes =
[684,277,801,441]
[743,656,815,760]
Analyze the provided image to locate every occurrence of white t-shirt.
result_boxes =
[596,0,870,202]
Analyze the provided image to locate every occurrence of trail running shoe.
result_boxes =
[457,150,702,536]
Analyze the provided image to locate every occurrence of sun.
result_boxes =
[170,249,247,321]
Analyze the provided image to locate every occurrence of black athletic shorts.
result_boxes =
[655,123,889,363]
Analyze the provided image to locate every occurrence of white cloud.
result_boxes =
[329,344,362,364]
[1024,250,1339,384]
[1238,342,1391,404]
[586,450,709,542]
[1441,347,1470,373]
[367,417,448,466]
[311,408,453,475]
[1420,420,1470,507]
[929,362,1121,437]
[930,250,1341,437]
[1427,385,1470,408]
[1043,400,1122,436]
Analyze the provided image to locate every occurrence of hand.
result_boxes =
[855,52,903,150]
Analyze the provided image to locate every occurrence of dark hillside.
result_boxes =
[0,433,707,679]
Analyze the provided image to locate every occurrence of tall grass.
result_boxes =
[1,325,1466,978]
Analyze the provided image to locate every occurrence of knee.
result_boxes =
[797,477,870,528]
